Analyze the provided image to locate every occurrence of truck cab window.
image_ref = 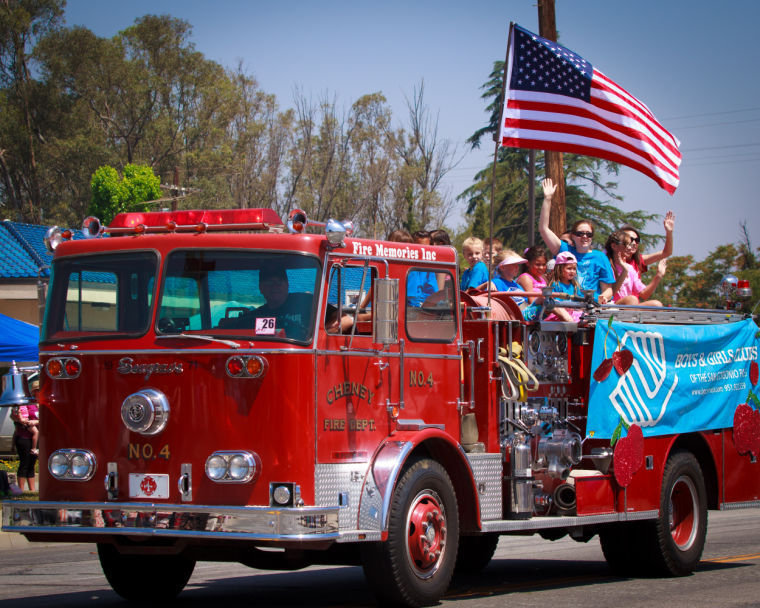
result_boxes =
[325,264,375,335]
[43,252,157,341]
[405,269,457,342]
[157,250,321,343]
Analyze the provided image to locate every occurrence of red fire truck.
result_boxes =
[2,208,759,607]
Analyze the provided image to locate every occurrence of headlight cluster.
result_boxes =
[48,449,96,481]
[46,357,81,379]
[225,356,267,378]
[205,451,260,483]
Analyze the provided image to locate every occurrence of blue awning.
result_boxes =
[0,313,39,363]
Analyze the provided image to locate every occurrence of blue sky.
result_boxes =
[63,0,759,260]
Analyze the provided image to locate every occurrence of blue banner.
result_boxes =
[587,318,760,439]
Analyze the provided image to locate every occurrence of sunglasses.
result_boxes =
[629,236,641,244]
[573,231,593,238]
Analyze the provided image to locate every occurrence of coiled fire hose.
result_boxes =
[498,344,540,401]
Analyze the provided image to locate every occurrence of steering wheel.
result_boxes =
[157,317,178,333]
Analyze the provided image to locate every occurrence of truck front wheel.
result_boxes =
[97,543,195,601]
[361,458,459,607]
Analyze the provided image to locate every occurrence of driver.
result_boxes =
[254,267,312,339]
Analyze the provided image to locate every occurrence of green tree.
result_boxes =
[90,163,161,223]
[0,0,65,221]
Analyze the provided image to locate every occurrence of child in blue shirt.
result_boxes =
[460,236,490,290]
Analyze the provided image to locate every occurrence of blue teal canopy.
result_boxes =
[0,313,38,363]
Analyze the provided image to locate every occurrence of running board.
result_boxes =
[480,510,659,533]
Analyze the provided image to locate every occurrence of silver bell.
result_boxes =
[0,361,33,407]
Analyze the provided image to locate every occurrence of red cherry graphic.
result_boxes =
[612,349,634,375]
[613,424,644,488]
[733,403,760,458]
[750,361,759,386]
[593,358,613,382]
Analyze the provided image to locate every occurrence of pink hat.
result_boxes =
[497,253,527,267]
[554,251,577,265]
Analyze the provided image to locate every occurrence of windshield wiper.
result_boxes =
[156,333,240,349]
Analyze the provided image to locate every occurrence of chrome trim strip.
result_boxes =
[42,348,318,356]
[42,348,460,360]
[480,509,659,532]
[316,350,460,360]
[2,500,340,541]
[719,500,760,510]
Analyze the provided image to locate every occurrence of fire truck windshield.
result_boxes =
[43,251,158,341]
[156,250,321,343]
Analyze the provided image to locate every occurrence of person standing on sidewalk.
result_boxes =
[12,379,39,492]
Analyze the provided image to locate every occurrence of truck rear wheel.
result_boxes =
[646,451,708,576]
[599,522,645,575]
[601,451,707,578]
[361,458,459,607]
[97,543,195,601]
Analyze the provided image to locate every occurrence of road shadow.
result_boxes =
[446,556,748,602]
[0,556,748,607]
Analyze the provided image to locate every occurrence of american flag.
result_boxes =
[500,24,681,194]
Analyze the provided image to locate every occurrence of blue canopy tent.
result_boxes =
[0,312,39,363]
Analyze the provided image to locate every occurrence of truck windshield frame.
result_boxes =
[156,249,322,344]
[42,251,159,343]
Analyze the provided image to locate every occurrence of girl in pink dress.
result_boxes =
[517,245,548,304]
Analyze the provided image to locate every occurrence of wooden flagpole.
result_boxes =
[538,0,566,236]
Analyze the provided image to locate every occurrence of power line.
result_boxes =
[662,106,760,121]
[675,117,760,130]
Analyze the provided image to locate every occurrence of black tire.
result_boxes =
[599,522,646,576]
[645,451,708,576]
[361,458,459,607]
[98,543,195,601]
[455,533,499,574]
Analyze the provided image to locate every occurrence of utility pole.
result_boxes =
[172,166,179,212]
[537,0,567,237]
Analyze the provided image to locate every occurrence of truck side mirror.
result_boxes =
[373,278,398,344]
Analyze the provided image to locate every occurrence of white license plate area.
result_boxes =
[128,474,170,499]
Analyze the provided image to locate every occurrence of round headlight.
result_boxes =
[228,454,251,481]
[49,452,69,478]
[205,455,227,480]
[70,453,94,478]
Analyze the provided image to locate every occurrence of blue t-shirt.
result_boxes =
[558,242,614,298]
[461,261,489,290]
[406,270,439,307]
[491,276,526,306]
[551,280,580,301]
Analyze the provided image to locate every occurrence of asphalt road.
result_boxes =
[0,509,758,607]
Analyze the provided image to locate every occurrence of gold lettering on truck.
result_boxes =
[325,382,375,404]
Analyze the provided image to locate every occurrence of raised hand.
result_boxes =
[608,329,678,428]
[542,178,557,199]
[663,210,675,232]
[656,258,668,277]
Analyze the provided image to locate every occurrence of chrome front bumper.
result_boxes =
[2,500,340,541]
